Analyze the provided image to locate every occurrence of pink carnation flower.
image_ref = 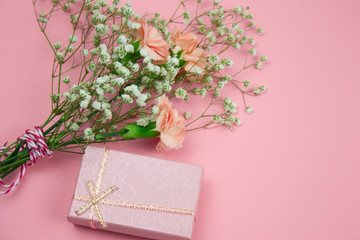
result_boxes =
[171,27,197,54]
[154,95,185,152]
[171,27,206,73]
[183,48,207,73]
[132,19,170,64]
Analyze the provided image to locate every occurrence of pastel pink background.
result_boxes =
[1,0,360,240]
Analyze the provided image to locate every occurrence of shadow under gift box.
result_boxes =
[67,146,203,240]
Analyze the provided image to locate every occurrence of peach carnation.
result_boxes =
[171,27,197,54]
[183,48,207,73]
[154,95,185,152]
[171,27,206,73]
[132,19,170,64]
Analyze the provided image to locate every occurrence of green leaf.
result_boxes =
[121,51,141,65]
[118,122,160,140]
[176,50,184,58]
[179,59,187,68]
[132,40,141,52]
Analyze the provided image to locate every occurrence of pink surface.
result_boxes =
[1,0,360,240]
[68,147,202,240]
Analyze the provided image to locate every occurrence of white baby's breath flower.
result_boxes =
[200,88,207,98]
[224,97,231,105]
[121,94,133,104]
[81,49,89,57]
[138,93,147,101]
[151,105,159,115]
[204,76,213,84]
[229,102,237,109]
[229,108,237,114]
[249,21,256,27]
[92,101,102,110]
[69,34,78,43]
[170,57,179,66]
[113,62,122,73]
[71,84,80,92]
[160,68,168,77]
[117,66,131,78]
[131,63,139,72]
[213,115,220,122]
[79,89,88,98]
[99,102,108,110]
[195,67,203,75]
[111,24,120,32]
[127,20,141,29]
[153,65,161,75]
[183,11,191,24]
[249,48,256,56]
[175,87,187,99]
[125,44,134,53]
[54,42,62,50]
[234,6,242,13]
[88,62,96,72]
[233,43,240,49]
[104,109,112,120]
[172,46,181,55]
[235,118,242,125]
[111,77,125,86]
[95,76,108,85]
[136,99,146,107]
[197,17,204,25]
[261,56,268,62]
[56,52,65,61]
[136,93,148,107]
[63,92,70,99]
[124,84,141,97]
[80,100,89,108]
[255,61,262,69]
[118,35,127,45]
[217,82,224,89]
[62,76,70,84]
[184,112,192,119]
[99,53,111,65]
[84,128,95,140]
[96,87,104,96]
[69,123,79,131]
[148,60,158,71]
[136,117,150,127]
[140,48,148,57]
[66,46,74,52]
[70,94,79,102]
[95,23,106,34]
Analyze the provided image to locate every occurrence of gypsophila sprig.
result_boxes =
[0,0,267,193]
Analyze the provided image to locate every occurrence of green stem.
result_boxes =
[0,156,30,179]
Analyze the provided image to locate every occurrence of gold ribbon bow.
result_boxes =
[75,180,118,228]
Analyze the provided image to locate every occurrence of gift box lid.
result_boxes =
[68,146,203,240]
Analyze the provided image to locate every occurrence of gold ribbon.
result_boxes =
[74,148,195,229]
[75,180,118,228]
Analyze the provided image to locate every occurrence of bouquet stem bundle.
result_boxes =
[0,0,267,194]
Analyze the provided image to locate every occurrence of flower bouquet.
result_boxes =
[0,0,266,194]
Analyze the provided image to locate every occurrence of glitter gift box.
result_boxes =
[67,146,203,240]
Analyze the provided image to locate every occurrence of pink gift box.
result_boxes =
[67,146,203,240]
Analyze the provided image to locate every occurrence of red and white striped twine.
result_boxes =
[0,126,52,194]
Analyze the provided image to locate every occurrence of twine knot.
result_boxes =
[0,126,52,194]
[18,126,52,165]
